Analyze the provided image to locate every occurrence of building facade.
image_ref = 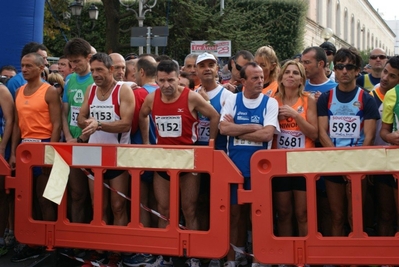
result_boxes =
[386,20,399,55]
[305,0,395,55]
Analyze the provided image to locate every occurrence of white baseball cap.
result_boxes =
[196,52,217,65]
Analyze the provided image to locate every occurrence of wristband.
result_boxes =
[97,121,102,131]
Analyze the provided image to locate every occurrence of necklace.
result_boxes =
[99,81,115,99]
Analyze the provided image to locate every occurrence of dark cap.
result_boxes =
[320,42,336,54]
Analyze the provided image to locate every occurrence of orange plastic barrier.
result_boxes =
[245,146,399,265]
[5,142,243,258]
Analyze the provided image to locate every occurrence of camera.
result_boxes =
[0,75,10,84]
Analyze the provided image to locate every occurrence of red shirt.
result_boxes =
[131,87,149,134]
[152,87,198,145]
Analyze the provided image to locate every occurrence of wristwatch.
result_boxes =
[77,137,87,143]
[97,121,102,131]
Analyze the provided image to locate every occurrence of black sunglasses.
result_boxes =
[325,50,334,56]
[369,54,387,60]
[233,59,242,71]
[49,70,59,74]
[125,53,138,61]
[334,64,357,71]
[51,82,62,88]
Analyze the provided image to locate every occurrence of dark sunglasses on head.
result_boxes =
[369,55,387,60]
[334,63,357,71]
[49,70,59,74]
[51,82,62,88]
[325,50,334,56]
[125,53,138,61]
[234,59,242,71]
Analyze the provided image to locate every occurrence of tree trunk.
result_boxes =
[102,0,120,53]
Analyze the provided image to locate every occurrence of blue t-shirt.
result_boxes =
[304,79,337,94]
[6,72,26,99]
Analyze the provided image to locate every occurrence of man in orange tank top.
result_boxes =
[9,52,61,262]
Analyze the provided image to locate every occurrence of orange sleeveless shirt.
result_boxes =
[274,94,314,149]
[15,83,52,139]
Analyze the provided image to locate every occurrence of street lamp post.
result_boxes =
[321,27,334,42]
[120,0,158,54]
[68,0,99,38]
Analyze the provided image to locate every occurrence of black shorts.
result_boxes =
[156,171,192,181]
[375,174,397,188]
[324,175,347,184]
[88,169,125,180]
[272,176,306,192]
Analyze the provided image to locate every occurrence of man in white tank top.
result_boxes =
[77,53,135,264]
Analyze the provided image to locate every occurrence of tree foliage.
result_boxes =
[44,0,307,64]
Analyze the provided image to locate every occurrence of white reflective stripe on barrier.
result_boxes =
[287,148,389,173]
[117,147,195,169]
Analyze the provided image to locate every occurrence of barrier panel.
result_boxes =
[245,146,399,266]
[5,142,243,259]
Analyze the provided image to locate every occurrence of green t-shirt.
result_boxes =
[63,72,94,138]
[382,84,399,131]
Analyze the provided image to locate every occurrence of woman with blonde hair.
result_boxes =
[272,60,318,237]
[254,45,280,97]
[47,72,64,97]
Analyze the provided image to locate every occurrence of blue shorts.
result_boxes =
[140,171,154,184]
[24,138,50,177]
[230,177,251,205]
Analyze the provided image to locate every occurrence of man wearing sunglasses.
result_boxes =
[317,47,380,236]
[356,48,388,91]
[320,41,337,82]
[225,50,254,93]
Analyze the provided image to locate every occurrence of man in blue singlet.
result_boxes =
[220,62,279,267]
[317,47,380,236]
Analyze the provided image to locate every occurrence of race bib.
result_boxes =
[198,120,210,142]
[277,130,305,149]
[22,138,41,143]
[90,105,115,122]
[70,105,80,126]
[155,115,182,138]
[329,115,360,138]
[233,138,262,147]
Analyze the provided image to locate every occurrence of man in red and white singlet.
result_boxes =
[139,60,220,232]
[78,53,135,229]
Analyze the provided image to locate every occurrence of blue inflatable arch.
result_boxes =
[0,0,45,71]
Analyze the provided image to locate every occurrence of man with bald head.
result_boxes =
[109,53,126,82]
[122,55,159,267]
[357,48,388,91]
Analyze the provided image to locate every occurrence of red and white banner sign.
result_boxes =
[190,40,231,57]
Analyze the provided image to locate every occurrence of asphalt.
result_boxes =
[0,249,229,267]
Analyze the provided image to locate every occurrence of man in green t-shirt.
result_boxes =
[377,56,399,237]
[62,38,93,225]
